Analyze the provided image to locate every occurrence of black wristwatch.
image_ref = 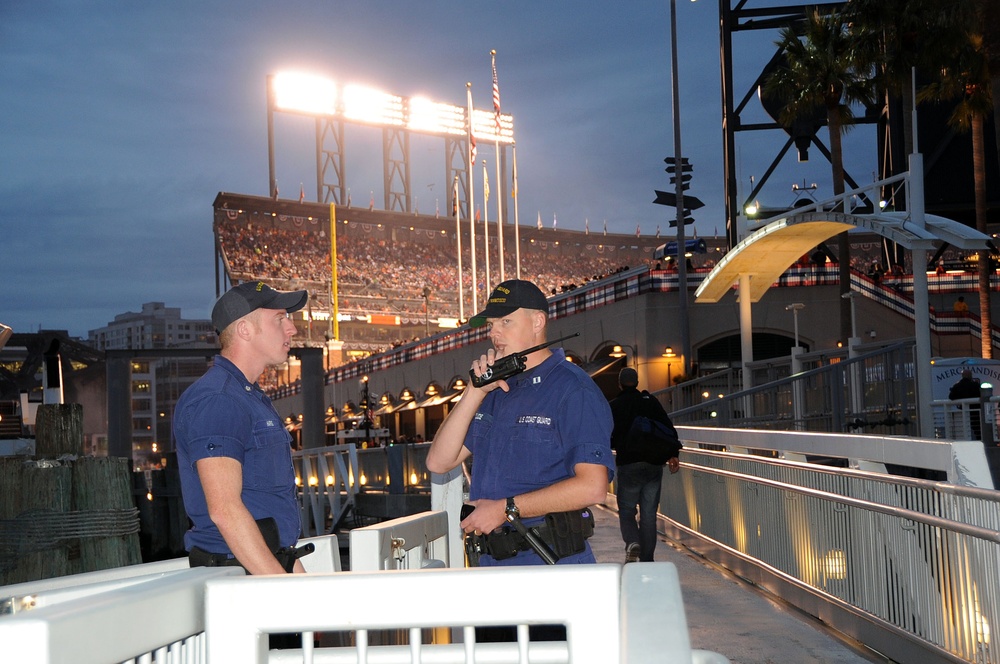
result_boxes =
[505,496,520,521]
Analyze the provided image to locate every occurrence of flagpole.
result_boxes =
[512,145,521,279]
[483,160,491,290]
[466,83,478,315]
[453,175,465,321]
[329,203,339,341]
[491,50,505,283]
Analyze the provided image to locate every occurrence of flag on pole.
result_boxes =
[299,183,305,204]
[347,188,352,208]
[693,225,698,239]
[470,132,477,165]
[273,181,279,201]
[537,212,542,229]
[491,51,502,135]
[483,165,490,202]
[635,224,641,237]
[369,191,374,211]
[511,154,518,198]
[476,207,481,222]
[585,219,589,235]
[656,225,661,238]
[603,220,607,235]
[553,214,557,230]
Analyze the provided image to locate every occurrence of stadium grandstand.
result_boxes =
[213,192,726,358]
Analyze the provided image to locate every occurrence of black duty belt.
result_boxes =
[467,508,595,563]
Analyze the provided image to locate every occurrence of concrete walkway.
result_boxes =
[590,504,892,664]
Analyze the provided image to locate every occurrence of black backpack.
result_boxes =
[626,396,682,465]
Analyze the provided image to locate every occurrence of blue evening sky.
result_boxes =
[0,0,873,336]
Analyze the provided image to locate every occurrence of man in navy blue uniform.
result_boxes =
[175,280,308,575]
[427,279,614,566]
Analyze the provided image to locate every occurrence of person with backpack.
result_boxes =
[609,367,681,563]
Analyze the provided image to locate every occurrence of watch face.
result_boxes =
[506,498,519,518]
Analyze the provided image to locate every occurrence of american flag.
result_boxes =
[299,183,305,204]
[492,53,501,134]
[470,132,477,165]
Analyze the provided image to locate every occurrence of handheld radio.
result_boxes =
[469,333,580,388]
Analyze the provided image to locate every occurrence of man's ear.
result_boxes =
[235,316,254,341]
[532,310,547,334]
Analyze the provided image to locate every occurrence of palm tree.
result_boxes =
[919,31,995,358]
[847,0,976,159]
[763,9,875,344]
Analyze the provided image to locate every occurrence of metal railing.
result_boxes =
[0,511,728,664]
[664,341,918,436]
[202,562,728,664]
[348,510,450,571]
[293,442,432,536]
[662,442,1000,664]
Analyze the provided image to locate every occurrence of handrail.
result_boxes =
[661,453,1000,663]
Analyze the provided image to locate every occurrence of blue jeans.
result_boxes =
[615,462,664,562]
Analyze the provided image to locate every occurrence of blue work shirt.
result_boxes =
[174,355,300,555]
[465,347,614,565]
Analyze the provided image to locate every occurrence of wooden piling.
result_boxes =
[34,403,84,457]
[0,404,141,585]
[72,457,142,571]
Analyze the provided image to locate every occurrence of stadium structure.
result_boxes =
[212,191,720,363]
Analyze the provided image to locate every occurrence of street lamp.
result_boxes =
[360,375,371,446]
[609,344,638,368]
[785,303,805,348]
[669,0,697,377]
[662,346,677,390]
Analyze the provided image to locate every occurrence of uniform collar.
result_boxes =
[214,354,260,393]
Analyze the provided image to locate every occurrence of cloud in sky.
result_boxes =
[0,1,876,337]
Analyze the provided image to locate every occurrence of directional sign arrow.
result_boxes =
[652,190,705,210]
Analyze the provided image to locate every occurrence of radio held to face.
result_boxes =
[469,333,579,388]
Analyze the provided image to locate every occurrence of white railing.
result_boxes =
[0,566,242,664]
[930,398,999,443]
[294,443,360,536]
[0,518,726,664]
[676,425,995,488]
[662,446,1000,664]
[204,562,729,664]
[0,533,341,664]
[349,510,450,571]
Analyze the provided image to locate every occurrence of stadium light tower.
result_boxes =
[266,70,514,213]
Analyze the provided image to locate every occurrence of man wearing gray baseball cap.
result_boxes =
[175,280,310,577]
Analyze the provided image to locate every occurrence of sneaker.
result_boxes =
[625,542,640,564]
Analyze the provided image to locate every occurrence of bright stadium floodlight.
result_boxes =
[272,72,337,115]
[471,108,515,144]
[343,84,404,126]
[408,96,466,136]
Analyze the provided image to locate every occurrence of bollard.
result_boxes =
[980,383,994,446]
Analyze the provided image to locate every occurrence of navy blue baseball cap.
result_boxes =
[212,281,308,333]
[469,279,549,328]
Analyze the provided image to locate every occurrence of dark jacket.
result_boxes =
[609,386,677,465]
[949,376,981,400]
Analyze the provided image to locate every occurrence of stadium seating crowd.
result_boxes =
[216,219,646,321]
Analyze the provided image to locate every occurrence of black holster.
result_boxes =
[544,508,594,558]
[465,508,595,566]
[189,517,313,573]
